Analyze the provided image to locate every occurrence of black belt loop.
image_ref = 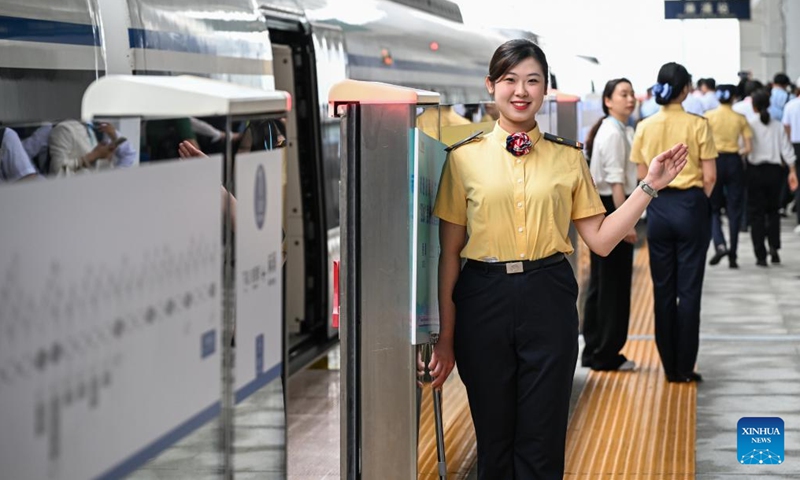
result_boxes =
[464,253,565,275]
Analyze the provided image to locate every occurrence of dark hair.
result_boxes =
[715,84,737,105]
[743,79,765,98]
[698,77,716,90]
[653,62,691,105]
[488,39,549,90]
[752,89,771,125]
[774,73,790,86]
[585,78,632,160]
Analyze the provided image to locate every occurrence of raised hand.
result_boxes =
[178,140,207,159]
[645,143,689,191]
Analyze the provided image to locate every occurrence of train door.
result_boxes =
[263,10,335,373]
[272,43,306,351]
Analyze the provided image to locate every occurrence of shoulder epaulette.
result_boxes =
[543,132,583,150]
[444,130,484,152]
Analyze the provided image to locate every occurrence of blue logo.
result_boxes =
[738,417,784,464]
[254,164,267,230]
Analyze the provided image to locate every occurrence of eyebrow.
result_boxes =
[505,72,543,78]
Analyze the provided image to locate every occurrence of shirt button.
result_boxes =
[518,227,524,232]
[517,178,523,184]
[516,159,521,164]
[519,253,525,258]
[517,202,523,208]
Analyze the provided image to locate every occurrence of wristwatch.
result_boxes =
[639,180,658,198]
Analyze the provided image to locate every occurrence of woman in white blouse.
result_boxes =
[582,78,639,371]
[747,89,798,266]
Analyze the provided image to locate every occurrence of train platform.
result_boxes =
[287,215,800,479]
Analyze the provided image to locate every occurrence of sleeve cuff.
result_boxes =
[433,210,467,226]
[572,206,606,221]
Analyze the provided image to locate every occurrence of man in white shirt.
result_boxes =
[697,78,720,112]
[782,96,800,233]
[48,120,137,175]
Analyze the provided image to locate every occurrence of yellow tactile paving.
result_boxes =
[418,370,477,479]
[564,244,696,480]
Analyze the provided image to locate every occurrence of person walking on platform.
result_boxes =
[704,84,753,268]
[781,88,800,234]
[746,89,798,266]
[430,39,689,480]
[631,62,718,384]
[581,78,639,372]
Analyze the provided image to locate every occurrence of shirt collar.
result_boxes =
[661,103,685,113]
[490,121,542,149]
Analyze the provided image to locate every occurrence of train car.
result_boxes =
[0,0,597,373]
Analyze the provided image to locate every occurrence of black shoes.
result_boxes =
[770,249,781,264]
[729,258,739,269]
[666,372,703,383]
[708,248,729,266]
[756,258,768,267]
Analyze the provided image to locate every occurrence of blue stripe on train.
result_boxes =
[128,28,270,60]
[0,15,100,46]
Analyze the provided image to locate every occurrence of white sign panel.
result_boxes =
[234,150,283,400]
[0,158,223,480]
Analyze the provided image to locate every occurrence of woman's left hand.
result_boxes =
[789,170,798,192]
[644,143,689,190]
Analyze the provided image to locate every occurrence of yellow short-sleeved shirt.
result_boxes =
[433,122,605,262]
[703,104,753,154]
[631,104,718,189]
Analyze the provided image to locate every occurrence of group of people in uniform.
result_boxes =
[426,37,799,479]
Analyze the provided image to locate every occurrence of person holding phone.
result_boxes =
[48,120,137,175]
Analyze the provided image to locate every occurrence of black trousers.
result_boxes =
[582,195,633,370]
[710,153,745,259]
[747,163,783,260]
[646,187,709,378]
[454,259,578,480]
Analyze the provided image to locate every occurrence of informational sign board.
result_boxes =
[234,150,283,401]
[0,158,223,480]
[665,0,750,19]
[409,129,447,345]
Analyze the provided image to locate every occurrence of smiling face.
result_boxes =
[486,56,546,133]
[605,81,636,121]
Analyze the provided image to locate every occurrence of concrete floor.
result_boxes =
[696,215,800,478]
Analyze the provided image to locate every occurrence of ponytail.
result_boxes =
[751,89,771,126]
[653,62,691,105]
[584,116,605,161]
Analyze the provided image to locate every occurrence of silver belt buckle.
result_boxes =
[505,262,524,274]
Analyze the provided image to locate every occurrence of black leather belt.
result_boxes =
[464,253,566,275]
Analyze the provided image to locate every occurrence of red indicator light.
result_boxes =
[430,41,439,51]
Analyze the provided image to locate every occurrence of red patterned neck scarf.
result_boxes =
[505,132,532,157]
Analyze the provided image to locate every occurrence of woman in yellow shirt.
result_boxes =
[704,84,753,268]
[432,40,688,479]
[631,62,718,384]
